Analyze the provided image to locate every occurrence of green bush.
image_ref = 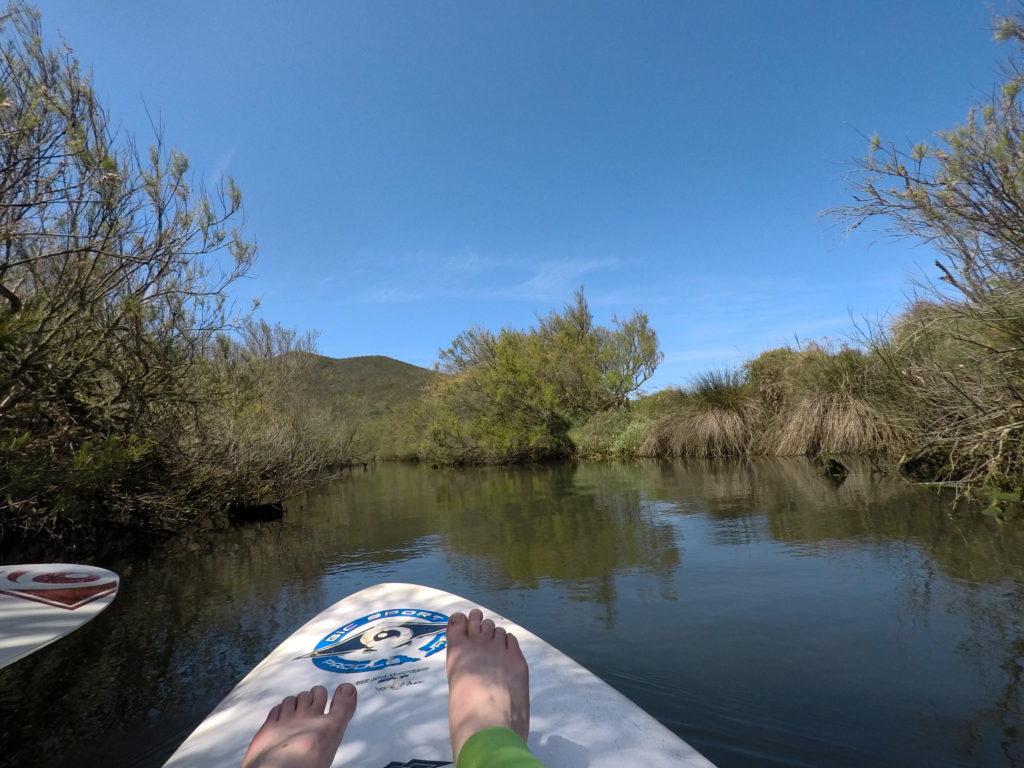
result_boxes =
[422,290,662,464]
[569,408,651,459]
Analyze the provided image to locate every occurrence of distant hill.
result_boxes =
[283,352,439,420]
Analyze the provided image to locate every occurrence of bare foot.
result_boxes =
[445,608,530,759]
[241,683,357,768]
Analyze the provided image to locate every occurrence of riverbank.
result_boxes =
[6,0,1024,557]
[0,9,362,553]
[394,323,1023,518]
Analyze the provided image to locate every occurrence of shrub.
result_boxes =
[569,408,651,459]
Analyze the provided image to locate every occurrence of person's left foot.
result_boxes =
[241,684,357,768]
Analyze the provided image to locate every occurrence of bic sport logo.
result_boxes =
[301,609,448,673]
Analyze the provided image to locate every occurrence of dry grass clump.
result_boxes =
[767,392,909,456]
[852,296,1024,490]
[642,403,761,458]
[641,370,761,458]
[640,347,909,460]
[873,302,1024,487]
[746,342,907,457]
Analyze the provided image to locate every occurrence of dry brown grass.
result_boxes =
[641,399,762,458]
[766,392,910,456]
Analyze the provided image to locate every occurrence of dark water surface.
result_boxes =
[2,460,1024,768]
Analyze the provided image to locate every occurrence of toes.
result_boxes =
[447,612,469,644]
[311,685,328,712]
[467,608,484,636]
[333,682,357,706]
[449,607,521,652]
[264,702,282,724]
[279,695,298,720]
[507,632,522,653]
[505,632,528,672]
[296,688,314,711]
[329,683,358,723]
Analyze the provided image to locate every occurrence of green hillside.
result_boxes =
[256,352,439,461]
[285,352,439,420]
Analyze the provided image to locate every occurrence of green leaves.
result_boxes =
[424,290,662,464]
[0,2,287,544]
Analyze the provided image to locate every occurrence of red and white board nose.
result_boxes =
[0,563,119,669]
[1,565,119,609]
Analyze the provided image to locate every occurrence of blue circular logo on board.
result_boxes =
[304,608,449,674]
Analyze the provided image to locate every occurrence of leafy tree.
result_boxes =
[426,289,662,463]
[0,3,335,546]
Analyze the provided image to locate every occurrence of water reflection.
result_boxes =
[432,465,680,602]
[0,459,1021,767]
[635,457,1024,583]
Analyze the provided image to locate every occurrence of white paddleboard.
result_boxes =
[165,582,716,768]
[0,562,119,670]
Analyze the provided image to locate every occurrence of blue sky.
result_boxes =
[33,1,1004,390]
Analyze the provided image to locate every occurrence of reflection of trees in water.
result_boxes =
[639,457,1024,767]
[4,459,1023,766]
[0,467,440,768]
[0,523,333,767]
[637,457,1024,582]
[430,463,680,609]
[0,463,682,766]
[953,582,1024,767]
[285,465,446,560]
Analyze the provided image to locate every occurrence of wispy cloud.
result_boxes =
[346,250,623,305]
[359,286,431,303]
[205,146,237,189]
[495,257,620,301]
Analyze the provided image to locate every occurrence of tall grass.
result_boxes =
[749,342,910,456]
[642,405,760,458]
[641,370,762,458]
[624,347,910,461]
[769,392,907,456]
[866,296,1024,490]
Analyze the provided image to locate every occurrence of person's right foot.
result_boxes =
[445,608,530,760]
[241,683,357,768]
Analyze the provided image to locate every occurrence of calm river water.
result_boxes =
[2,459,1023,767]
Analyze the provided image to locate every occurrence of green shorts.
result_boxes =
[456,727,547,768]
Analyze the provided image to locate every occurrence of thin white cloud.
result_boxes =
[206,146,237,190]
[496,257,620,301]
[346,251,623,304]
[357,286,432,303]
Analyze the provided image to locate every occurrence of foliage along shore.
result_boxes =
[6,0,1024,556]
[0,5,355,554]
[386,290,1020,517]
[382,8,1024,518]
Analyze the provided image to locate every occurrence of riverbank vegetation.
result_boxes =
[8,0,1024,553]
[415,289,661,464]
[403,9,1024,512]
[0,5,353,550]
